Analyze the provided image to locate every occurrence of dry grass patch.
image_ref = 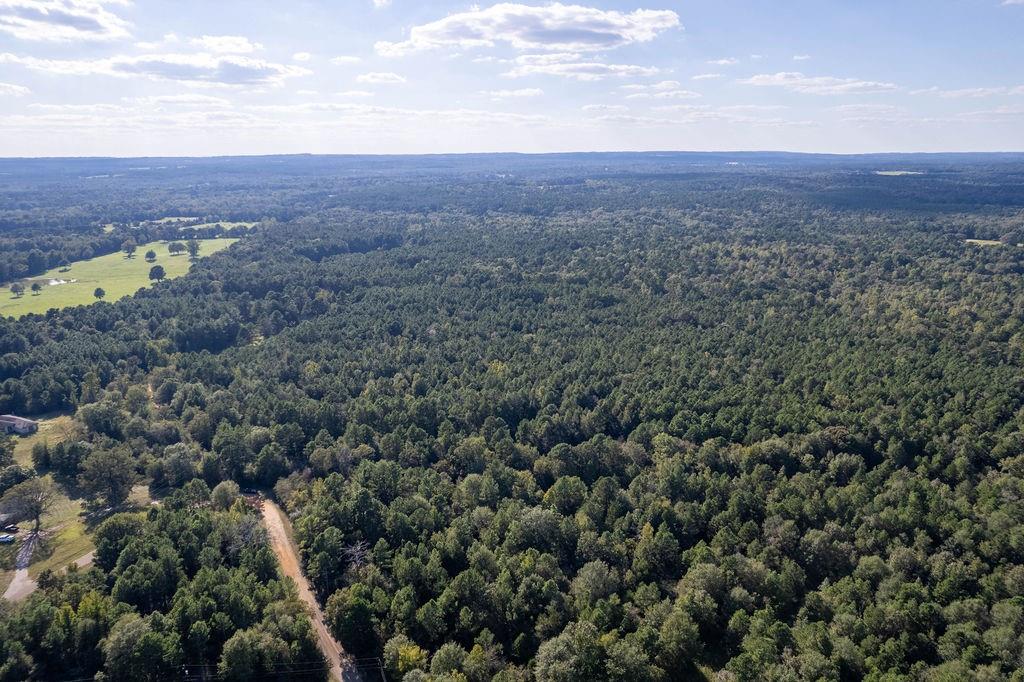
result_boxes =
[12,413,75,467]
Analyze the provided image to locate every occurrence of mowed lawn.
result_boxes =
[25,483,154,580]
[13,414,75,467]
[1,238,237,318]
[180,221,256,231]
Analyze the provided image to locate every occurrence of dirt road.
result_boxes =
[2,532,39,601]
[261,499,360,682]
[2,536,94,602]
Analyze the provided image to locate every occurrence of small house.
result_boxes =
[0,415,38,435]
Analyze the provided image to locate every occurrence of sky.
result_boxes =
[0,0,1022,156]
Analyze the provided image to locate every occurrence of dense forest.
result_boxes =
[3,153,1024,681]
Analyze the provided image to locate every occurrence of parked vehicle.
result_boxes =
[0,534,15,544]
[2,524,19,533]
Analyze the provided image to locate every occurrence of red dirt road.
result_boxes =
[261,499,360,682]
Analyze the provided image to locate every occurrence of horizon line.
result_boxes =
[1,149,1024,161]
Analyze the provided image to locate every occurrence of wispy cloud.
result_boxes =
[911,85,1024,98]
[355,71,406,84]
[0,51,310,86]
[190,35,263,54]
[792,54,811,61]
[504,53,660,80]
[292,52,312,62]
[0,81,30,96]
[481,88,543,99]
[582,103,627,112]
[330,56,361,65]
[123,93,231,106]
[740,71,898,95]
[134,32,178,50]
[707,57,738,65]
[622,80,700,99]
[375,3,680,56]
[692,73,721,81]
[832,103,906,121]
[0,0,131,41]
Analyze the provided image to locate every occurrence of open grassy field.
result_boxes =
[12,413,75,467]
[2,481,155,590]
[25,483,154,579]
[1,237,237,318]
[965,238,1004,246]
[27,488,90,579]
[179,220,256,231]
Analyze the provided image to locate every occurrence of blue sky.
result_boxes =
[0,0,1021,156]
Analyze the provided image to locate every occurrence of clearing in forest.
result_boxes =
[1,238,237,318]
[179,221,256,231]
[12,414,74,467]
[1,482,153,600]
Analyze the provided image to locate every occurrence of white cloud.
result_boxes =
[249,101,555,128]
[590,113,681,125]
[692,73,721,81]
[472,55,512,64]
[191,35,263,54]
[0,51,310,86]
[793,54,811,61]
[582,103,627,112]
[739,71,898,95]
[0,0,130,41]
[911,85,1023,98]
[29,101,126,113]
[622,79,678,91]
[0,106,277,134]
[375,3,680,56]
[625,89,700,100]
[707,57,738,65]
[330,55,361,65]
[0,81,30,96]
[134,32,179,50]
[621,80,698,100]
[958,105,1024,121]
[648,104,708,113]
[372,0,391,7]
[355,71,406,84]
[292,51,312,62]
[717,104,788,114]
[831,104,906,122]
[0,99,564,142]
[125,93,230,106]
[337,90,374,97]
[482,87,543,99]
[504,53,660,80]
[639,103,812,127]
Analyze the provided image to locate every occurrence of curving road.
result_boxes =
[2,533,95,602]
[2,532,39,601]
[261,498,361,682]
